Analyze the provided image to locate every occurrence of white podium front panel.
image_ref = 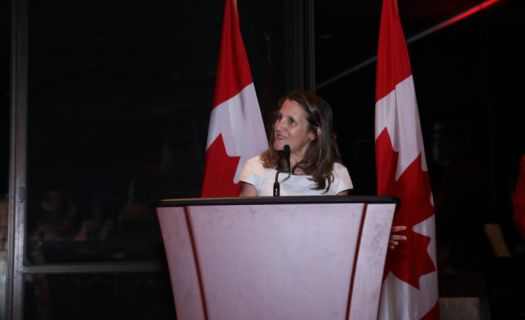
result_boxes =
[157,200,395,320]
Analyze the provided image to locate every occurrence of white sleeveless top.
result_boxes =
[239,155,353,196]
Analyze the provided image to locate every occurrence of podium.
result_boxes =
[157,196,397,320]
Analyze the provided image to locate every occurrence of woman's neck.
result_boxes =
[290,153,302,169]
[290,152,308,175]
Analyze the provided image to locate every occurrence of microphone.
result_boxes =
[273,145,291,197]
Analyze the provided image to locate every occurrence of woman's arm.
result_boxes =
[239,182,257,197]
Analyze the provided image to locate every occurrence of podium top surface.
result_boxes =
[157,195,399,207]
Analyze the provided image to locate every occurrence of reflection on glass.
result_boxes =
[28,179,164,264]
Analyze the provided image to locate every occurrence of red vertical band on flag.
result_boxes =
[375,0,439,319]
[212,0,253,108]
[375,0,411,102]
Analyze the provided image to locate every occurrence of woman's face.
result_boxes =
[273,99,316,161]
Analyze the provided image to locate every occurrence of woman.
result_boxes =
[239,89,406,248]
[239,89,352,196]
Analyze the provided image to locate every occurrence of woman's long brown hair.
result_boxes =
[260,90,342,192]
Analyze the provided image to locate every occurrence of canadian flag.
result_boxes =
[375,0,439,319]
[201,0,267,197]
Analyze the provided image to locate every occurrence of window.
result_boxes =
[9,0,296,318]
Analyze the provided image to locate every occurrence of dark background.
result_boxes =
[2,0,525,318]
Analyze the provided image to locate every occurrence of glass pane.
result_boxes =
[24,273,175,320]
[26,0,288,264]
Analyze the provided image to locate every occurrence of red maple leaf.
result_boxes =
[376,129,436,289]
[201,134,241,197]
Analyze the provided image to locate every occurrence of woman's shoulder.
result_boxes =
[246,154,264,166]
[240,153,273,186]
[242,154,267,173]
[333,161,349,173]
[332,162,352,181]
[332,162,353,191]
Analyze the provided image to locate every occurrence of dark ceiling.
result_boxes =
[315,0,514,86]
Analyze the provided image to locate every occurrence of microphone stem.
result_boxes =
[273,171,280,196]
